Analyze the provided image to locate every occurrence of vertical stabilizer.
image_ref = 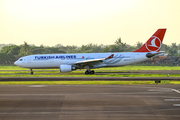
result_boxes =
[134,29,166,52]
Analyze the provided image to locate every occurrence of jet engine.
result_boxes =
[60,65,76,72]
[146,53,155,58]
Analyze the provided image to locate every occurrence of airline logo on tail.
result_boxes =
[134,29,166,52]
[145,36,161,52]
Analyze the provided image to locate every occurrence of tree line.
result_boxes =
[0,38,180,64]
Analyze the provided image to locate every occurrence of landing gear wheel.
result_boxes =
[85,71,89,74]
[31,71,34,75]
[90,70,95,74]
[85,70,95,75]
[30,69,33,75]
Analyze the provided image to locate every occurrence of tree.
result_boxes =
[19,41,32,56]
[0,45,20,64]
[160,43,169,52]
[1,45,20,55]
[66,45,78,53]
[167,43,178,56]
[32,47,45,54]
[54,44,63,48]
[0,52,16,64]
[134,42,143,50]
[168,48,177,56]
[115,37,122,45]
[77,43,102,53]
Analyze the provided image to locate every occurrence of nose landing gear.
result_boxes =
[30,69,33,75]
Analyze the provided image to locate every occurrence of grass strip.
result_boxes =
[0,81,180,85]
[1,74,180,77]
[0,71,61,74]
[1,65,180,70]
[0,70,138,74]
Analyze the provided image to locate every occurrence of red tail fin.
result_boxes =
[134,29,166,52]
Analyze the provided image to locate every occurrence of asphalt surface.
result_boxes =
[1,77,180,81]
[0,70,180,73]
[1,70,180,75]
[0,85,180,120]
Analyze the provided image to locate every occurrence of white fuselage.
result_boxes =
[14,52,148,69]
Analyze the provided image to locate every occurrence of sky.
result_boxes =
[0,0,180,47]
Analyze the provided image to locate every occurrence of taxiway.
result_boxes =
[0,85,180,120]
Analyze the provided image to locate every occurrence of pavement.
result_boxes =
[0,84,180,120]
[1,70,180,76]
[1,77,180,81]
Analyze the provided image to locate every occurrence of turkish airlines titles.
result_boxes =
[34,55,76,60]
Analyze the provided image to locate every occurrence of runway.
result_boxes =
[1,77,180,81]
[0,85,180,120]
[1,70,180,75]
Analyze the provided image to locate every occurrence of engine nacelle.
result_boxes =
[146,53,155,58]
[60,65,76,72]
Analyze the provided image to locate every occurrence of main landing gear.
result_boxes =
[30,69,33,75]
[85,70,95,74]
[84,66,95,74]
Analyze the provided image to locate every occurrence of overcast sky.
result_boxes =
[1,0,180,46]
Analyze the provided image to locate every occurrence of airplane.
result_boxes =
[14,29,166,75]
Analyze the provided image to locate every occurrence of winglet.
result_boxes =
[106,54,114,59]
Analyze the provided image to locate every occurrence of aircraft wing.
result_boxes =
[74,54,114,67]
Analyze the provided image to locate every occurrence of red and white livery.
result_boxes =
[14,29,167,74]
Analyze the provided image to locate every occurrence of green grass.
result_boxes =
[0,70,139,74]
[1,65,180,70]
[1,65,180,78]
[0,80,180,85]
[1,65,180,85]
[97,66,180,70]
[1,74,180,77]
[0,66,28,70]
[0,71,60,74]
[71,71,139,73]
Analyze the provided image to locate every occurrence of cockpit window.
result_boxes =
[19,59,23,61]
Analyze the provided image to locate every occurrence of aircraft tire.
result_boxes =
[85,71,89,74]
[90,70,95,74]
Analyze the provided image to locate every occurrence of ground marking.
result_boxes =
[164,99,180,101]
[172,89,180,94]
[148,88,172,92]
[28,85,47,87]
[173,104,180,106]
[148,88,180,94]
[0,112,60,115]
[165,89,180,107]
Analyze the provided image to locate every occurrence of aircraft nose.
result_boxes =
[14,61,18,66]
